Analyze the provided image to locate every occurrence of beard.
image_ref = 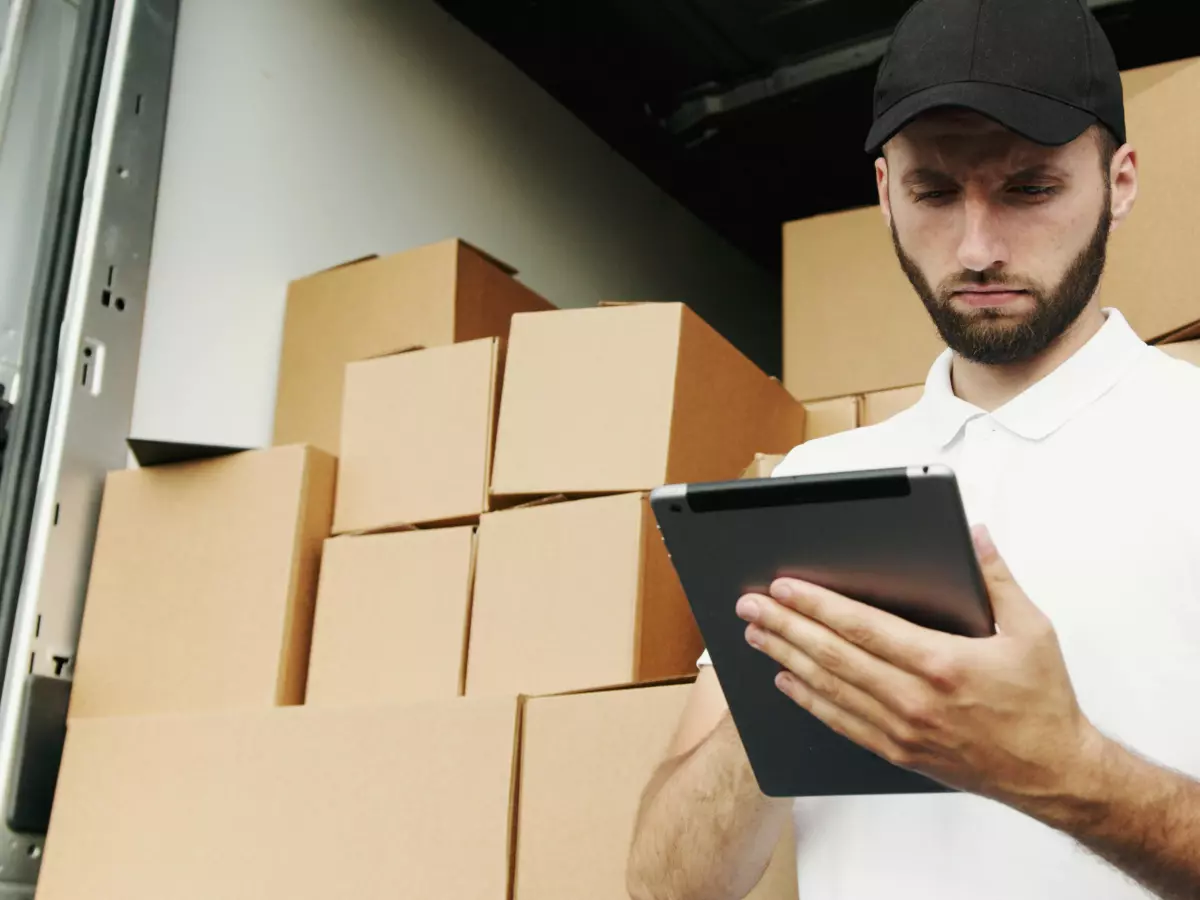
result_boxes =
[891,204,1112,366]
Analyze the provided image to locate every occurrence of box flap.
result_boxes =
[356,343,426,362]
[500,493,570,512]
[303,253,380,277]
[126,438,249,468]
[458,239,519,276]
[524,674,698,701]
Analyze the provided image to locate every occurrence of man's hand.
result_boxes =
[737,524,1100,810]
[739,524,1200,898]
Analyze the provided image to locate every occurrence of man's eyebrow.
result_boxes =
[1005,164,1069,182]
[900,167,957,187]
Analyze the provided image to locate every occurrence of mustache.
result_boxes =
[938,271,1036,297]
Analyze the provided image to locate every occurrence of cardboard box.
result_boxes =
[70,445,336,718]
[490,303,806,498]
[861,385,923,426]
[333,338,501,533]
[783,206,942,402]
[1104,59,1200,344]
[1161,339,1200,366]
[803,396,860,440]
[273,239,553,455]
[466,492,699,697]
[783,60,1200,401]
[515,684,798,900]
[306,526,476,707]
[39,696,520,900]
[742,453,786,479]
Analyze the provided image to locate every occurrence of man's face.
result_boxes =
[880,112,1115,365]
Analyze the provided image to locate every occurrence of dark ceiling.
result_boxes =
[434,0,1199,275]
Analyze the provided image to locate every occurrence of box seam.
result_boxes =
[458,528,480,696]
[275,448,314,706]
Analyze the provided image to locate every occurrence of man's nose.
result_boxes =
[956,197,1009,273]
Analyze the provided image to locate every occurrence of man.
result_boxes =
[626,1,1200,898]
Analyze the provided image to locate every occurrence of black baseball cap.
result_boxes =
[865,0,1126,154]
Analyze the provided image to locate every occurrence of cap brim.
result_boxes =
[864,81,1097,154]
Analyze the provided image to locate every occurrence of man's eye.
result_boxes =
[1010,185,1058,198]
[915,190,956,203]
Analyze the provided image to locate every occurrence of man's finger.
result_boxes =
[740,595,931,716]
[774,671,910,768]
[746,623,922,739]
[767,578,953,678]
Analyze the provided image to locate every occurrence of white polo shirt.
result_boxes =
[705,309,1200,898]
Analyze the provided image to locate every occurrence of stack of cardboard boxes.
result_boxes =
[38,51,1200,900]
[38,241,805,898]
[783,58,1200,442]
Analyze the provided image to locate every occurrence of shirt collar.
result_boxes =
[911,308,1149,448]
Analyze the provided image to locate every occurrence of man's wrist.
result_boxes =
[990,719,1114,833]
[1013,720,1163,845]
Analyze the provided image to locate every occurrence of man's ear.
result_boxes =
[1109,144,1137,232]
[876,155,893,229]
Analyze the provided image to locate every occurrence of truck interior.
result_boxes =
[0,0,1196,894]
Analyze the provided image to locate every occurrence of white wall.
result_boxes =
[132,0,779,448]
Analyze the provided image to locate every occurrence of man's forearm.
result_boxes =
[627,715,792,900]
[1025,727,1200,900]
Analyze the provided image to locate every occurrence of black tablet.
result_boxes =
[649,464,994,798]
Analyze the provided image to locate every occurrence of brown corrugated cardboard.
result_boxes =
[1120,57,1194,96]
[783,60,1200,401]
[306,526,476,707]
[466,492,699,697]
[1161,339,1200,366]
[1104,58,1200,344]
[803,395,861,439]
[70,445,336,718]
[490,303,806,497]
[515,684,797,900]
[273,238,553,455]
[783,206,943,401]
[333,338,501,533]
[39,696,520,900]
[742,453,786,479]
[861,385,923,426]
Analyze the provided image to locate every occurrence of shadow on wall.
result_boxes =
[133,0,779,448]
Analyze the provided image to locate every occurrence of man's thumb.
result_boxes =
[972,525,1036,633]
